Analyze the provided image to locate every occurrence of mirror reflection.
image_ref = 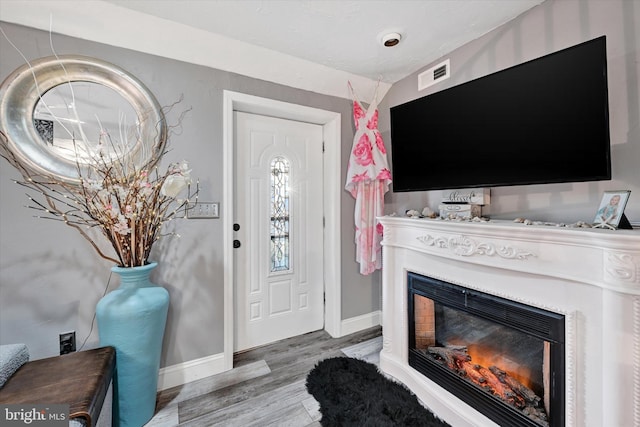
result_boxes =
[33,82,139,163]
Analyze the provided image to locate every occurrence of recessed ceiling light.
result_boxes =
[382,32,402,47]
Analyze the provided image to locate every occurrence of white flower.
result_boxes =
[124,204,135,219]
[138,181,153,197]
[84,179,103,191]
[114,185,128,200]
[113,215,131,235]
[105,202,121,218]
[169,160,191,174]
[161,174,191,198]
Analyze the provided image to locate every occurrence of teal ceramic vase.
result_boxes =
[96,262,169,427]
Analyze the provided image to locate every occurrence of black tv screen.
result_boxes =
[390,36,611,192]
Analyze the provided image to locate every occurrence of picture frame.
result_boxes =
[593,190,632,230]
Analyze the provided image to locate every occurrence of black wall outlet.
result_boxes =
[59,331,76,355]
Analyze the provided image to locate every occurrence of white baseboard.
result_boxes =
[157,310,381,390]
[157,351,227,391]
[339,310,381,337]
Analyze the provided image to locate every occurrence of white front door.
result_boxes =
[234,112,324,352]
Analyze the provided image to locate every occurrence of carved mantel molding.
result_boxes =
[381,217,640,293]
[416,234,536,260]
[605,251,640,285]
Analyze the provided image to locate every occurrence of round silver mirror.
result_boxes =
[0,55,167,184]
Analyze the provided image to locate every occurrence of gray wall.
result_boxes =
[0,22,380,366]
[380,0,640,224]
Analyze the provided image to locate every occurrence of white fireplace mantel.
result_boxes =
[378,217,640,427]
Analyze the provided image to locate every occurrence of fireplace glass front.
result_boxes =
[408,272,565,427]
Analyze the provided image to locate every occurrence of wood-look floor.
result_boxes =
[146,326,383,426]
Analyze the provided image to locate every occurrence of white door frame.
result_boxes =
[223,91,342,369]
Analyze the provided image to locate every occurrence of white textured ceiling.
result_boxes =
[102,0,545,83]
[0,0,545,99]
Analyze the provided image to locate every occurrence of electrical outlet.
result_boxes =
[187,202,220,219]
[59,331,76,355]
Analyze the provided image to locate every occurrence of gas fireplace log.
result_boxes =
[475,364,524,407]
[427,346,470,370]
[523,406,550,426]
[480,364,549,424]
[423,346,549,425]
[463,362,489,385]
[489,365,541,406]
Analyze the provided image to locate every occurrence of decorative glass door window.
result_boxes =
[270,156,290,272]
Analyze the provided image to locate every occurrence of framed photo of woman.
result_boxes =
[593,190,631,229]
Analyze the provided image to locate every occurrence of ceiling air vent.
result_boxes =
[418,59,450,91]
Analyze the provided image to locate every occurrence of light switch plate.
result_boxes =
[187,202,219,219]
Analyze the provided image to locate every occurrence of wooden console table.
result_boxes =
[0,346,115,427]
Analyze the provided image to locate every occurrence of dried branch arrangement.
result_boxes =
[0,129,198,267]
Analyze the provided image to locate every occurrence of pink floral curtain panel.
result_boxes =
[345,82,392,275]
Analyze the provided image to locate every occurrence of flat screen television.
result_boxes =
[390,36,611,192]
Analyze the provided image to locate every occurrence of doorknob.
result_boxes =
[233,223,240,231]
[233,239,241,249]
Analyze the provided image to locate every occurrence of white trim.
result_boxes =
[157,352,226,391]
[223,91,342,371]
[321,115,343,339]
[222,92,235,371]
[340,311,382,337]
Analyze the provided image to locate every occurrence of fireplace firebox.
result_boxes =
[408,272,565,427]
